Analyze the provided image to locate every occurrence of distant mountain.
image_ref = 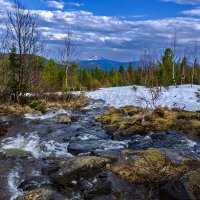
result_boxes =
[79,56,139,70]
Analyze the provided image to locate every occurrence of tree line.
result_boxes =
[0,0,199,103]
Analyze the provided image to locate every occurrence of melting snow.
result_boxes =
[86,84,200,111]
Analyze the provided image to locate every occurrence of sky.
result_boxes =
[1,0,200,61]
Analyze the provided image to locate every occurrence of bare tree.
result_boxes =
[57,28,79,91]
[140,49,157,87]
[0,17,10,94]
[6,0,44,102]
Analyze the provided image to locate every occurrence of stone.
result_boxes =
[18,176,53,191]
[42,165,60,176]
[159,181,190,200]
[181,169,200,200]
[128,138,153,150]
[50,156,111,187]
[16,188,66,200]
[3,148,32,158]
[84,178,112,200]
[57,115,71,124]
[68,140,102,155]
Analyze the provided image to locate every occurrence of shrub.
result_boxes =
[29,100,47,113]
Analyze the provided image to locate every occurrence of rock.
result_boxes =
[16,188,66,200]
[3,148,32,158]
[105,125,118,133]
[70,115,79,122]
[151,132,167,140]
[128,138,153,150]
[181,169,200,200]
[68,140,102,155]
[42,165,60,176]
[50,156,111,187]
[159,181,190,200]
[84,178,112,200]
[78,179,93,192]
[18,176,53,191]
[80,107,91,113]
[0,124,8,137]
[167,130,178,135]
[107,173,149,200]
[57,115,71,124]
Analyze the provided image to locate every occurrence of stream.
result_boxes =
[0,99,200,200]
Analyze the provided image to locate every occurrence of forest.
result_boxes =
[0,0,200,104]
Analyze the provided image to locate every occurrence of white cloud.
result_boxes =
[46,0,65,9]
[1,0,200,60]
[161,0,200,5]
[66,2,84,7]
[181,7,200,16]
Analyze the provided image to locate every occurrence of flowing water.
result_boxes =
[0,99,199,199]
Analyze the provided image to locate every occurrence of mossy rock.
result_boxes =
[97,106,200,139]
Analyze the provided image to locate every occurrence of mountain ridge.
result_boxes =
[79,56,139,70]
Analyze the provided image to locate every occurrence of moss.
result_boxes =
[113,149,200,190]
[97,106,200,139]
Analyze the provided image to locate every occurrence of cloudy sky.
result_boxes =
[1,0,200,61]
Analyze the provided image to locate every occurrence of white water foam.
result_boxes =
[1,132,73,158]
[99,140,130,151]
[8,167,23,200]
[24,109,71,120]
[73,134,99,141]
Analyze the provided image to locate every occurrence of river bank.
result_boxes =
[0,99,199,199]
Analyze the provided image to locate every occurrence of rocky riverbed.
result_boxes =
[0,99,199,200]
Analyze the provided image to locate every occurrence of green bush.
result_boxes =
[29,100,47,113]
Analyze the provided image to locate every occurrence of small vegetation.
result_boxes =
[0,95,89,116]
[195,89,200,103]
[97,106,200,138]
[28,100,47,113]
[113,149,200,190]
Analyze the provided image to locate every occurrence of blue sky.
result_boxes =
[1,0,200,61]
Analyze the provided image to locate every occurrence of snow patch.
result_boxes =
[86,85,200,111]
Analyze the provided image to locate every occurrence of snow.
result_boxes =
[88,56,103,61]
[86,84,200,111]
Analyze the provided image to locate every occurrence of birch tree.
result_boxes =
[58,29,79,91]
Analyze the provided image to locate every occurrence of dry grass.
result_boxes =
[112,149,200,190]
[0,96,89,116]
[97,106,200,138]
[46,96,89,110]
[0,103,39,116]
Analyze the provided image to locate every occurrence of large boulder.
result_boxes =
[159,169,200,200]
[159,181,190,200]
[50,156,111,187]
[181,169,200,200]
